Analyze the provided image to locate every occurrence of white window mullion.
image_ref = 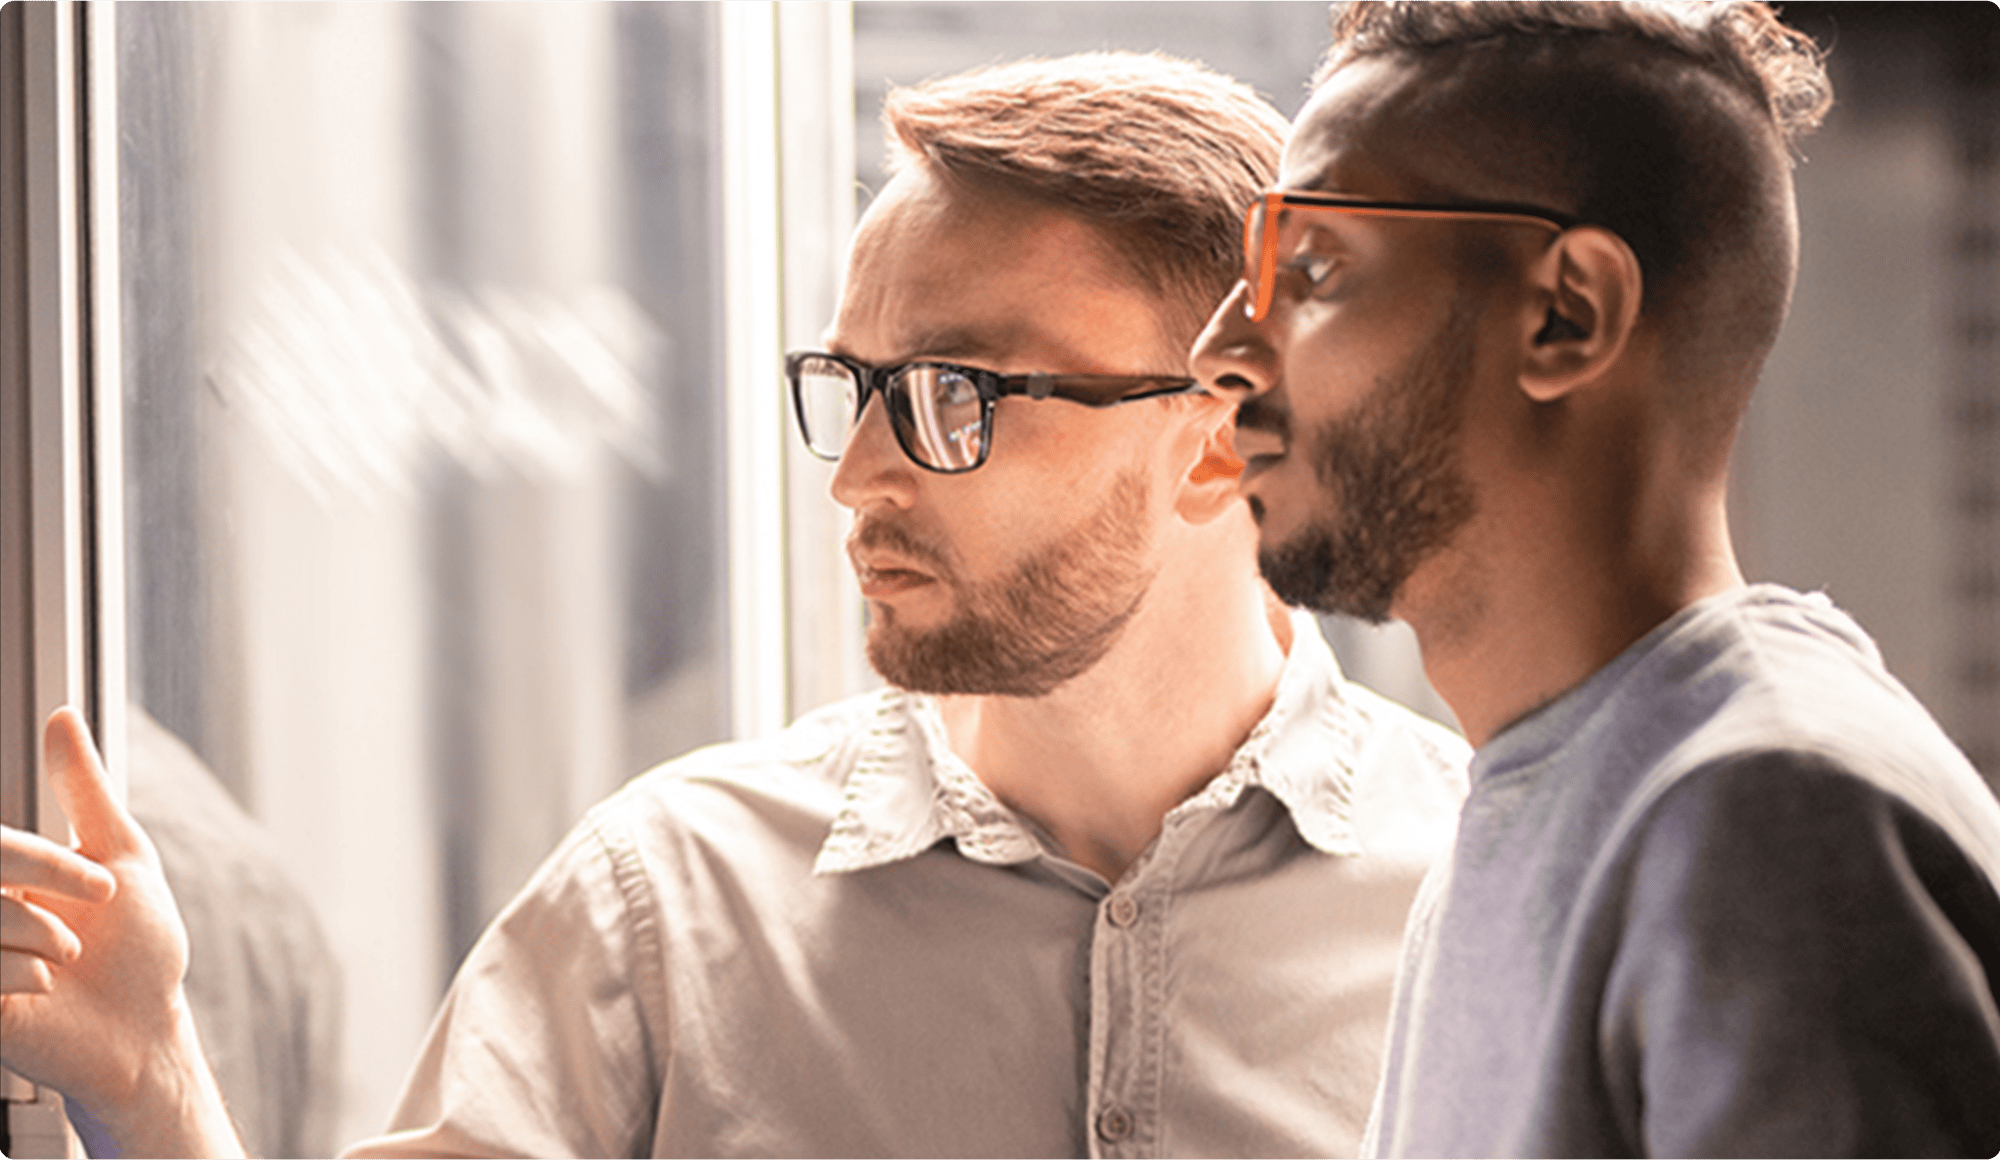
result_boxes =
[777,1,869,719]
[720,1,789,740]
[82,0,126,797]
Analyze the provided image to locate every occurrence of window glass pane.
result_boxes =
[116,4,728,1147]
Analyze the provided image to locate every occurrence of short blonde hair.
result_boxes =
[882,52,1289,349]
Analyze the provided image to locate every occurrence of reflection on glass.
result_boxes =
[117,3,729,1142]
[125,706,341,1158]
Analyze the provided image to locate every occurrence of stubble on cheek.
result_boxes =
[865,468,1157,697]
[1256,298,1481,621]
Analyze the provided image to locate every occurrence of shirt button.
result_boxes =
[1096,1104,1134,1144]
[1106,894,1140,927]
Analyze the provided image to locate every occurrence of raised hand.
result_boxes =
[1,814,116,995]
[0,708,243,1158]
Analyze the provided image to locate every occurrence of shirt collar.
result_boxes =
[813,610,1367,875]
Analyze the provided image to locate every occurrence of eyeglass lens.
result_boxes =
[793,356,860,459]
[892,365,985,470]
[793,357,988,471]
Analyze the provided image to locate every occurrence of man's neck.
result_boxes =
[1412,478,1745,749]
[937,586,1289,884]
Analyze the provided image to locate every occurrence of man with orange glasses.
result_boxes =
[3,52,1470,1158]
[1196,2,2000,1154]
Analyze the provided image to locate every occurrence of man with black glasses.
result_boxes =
[1196,2,2000,1154]
[2,52,1467,1157]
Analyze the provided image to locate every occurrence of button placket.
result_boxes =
[1089,843,1181,1156]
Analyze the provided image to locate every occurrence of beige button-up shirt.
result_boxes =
[348,614,1468,1158]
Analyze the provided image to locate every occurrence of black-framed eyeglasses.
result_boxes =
[1243,190,1579,322]
[786,351,1202,473]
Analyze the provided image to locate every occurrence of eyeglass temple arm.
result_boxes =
[1109,381,1208,404]
[1013,375,1205,407]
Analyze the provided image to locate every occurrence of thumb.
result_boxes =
[43,706,143,863]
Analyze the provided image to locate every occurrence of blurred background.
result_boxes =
[82,0,2000,1149]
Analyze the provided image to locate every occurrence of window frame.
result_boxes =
[2,0,126,1152]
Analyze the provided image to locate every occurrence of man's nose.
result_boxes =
[1190,280,1278,406]
[828,394,917,513]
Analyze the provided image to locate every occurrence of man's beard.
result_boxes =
[1254,298,1480,622]
[858,469,1155,697]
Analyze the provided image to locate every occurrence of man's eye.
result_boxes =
[938,374,980,407]
[1282,251,1339,291]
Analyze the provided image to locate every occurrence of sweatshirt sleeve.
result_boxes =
[1600,750,2000,1157]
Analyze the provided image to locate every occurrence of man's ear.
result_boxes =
[1175,406,1245,525]
[1518,227,1642,402]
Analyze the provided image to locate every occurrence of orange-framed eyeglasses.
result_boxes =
[1241,190,1578,322]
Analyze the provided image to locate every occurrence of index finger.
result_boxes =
[43,706,144,864]
[0,824,116,904]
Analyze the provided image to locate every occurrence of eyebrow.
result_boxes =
[1273,188,1369,232]
[828,322,1029,367]
[1274,204,1351,233]
[1274,187,1389,223]
[900,325,1012,361]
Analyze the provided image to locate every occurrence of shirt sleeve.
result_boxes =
[1599,750,2000,1157]
[343,810,668,1159]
